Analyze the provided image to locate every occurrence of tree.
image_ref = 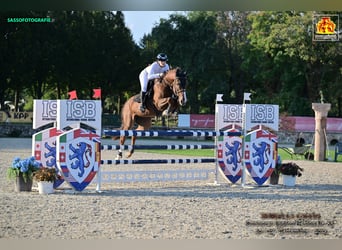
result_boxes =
[216,11,252,104]
[245,11,342,116]
[0,11,140,113]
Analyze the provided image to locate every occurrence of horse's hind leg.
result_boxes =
[116,113,134,159]
[115,135,126,160]
[126,135,136,158]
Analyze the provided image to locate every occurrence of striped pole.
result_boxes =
[103,129,241,137]
[98,169,213,183]
[101,144,215,150]
[101,158,216,165]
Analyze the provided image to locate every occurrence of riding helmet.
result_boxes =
[156,53,168,61]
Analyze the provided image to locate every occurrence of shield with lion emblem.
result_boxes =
[56,128,101,191]
[217,128,243,184]
[244,129,277,185]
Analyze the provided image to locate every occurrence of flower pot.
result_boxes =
[269,171,279,185]
[15,173,33,192]
[282,175,296,186]
[37,181,54,194]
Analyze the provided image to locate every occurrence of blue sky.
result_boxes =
[122,11,175,43]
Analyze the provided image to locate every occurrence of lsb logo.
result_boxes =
[250,105,275,121]
[41,100,57,119]
[65,100,97,119]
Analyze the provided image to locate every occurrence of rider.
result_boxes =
[139,53,170,112]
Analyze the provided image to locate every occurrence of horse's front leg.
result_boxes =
[163,98,179,116]
[157,97,178,116]
[155,97,173,113]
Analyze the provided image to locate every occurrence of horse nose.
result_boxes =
[180,97,186,106]
[180,92,187,106]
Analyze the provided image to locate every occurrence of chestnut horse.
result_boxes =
[115,67,187,159]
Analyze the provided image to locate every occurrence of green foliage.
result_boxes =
[143,147,341,162]
[1,11,341,117]
[245,11,342,116]
[1,11,140,113]
[7,167,20,180]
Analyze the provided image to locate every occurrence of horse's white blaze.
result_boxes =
[183,91,187,105]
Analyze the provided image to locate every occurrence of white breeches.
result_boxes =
[139,71,148,92]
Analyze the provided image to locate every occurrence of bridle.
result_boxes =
[162,70,186,100]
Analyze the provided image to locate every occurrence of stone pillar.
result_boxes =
[312,103,331,161]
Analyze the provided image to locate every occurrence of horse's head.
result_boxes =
[163,67,187,106]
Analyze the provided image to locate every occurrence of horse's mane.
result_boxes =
[164,67,186,80]
[168,67,181,74]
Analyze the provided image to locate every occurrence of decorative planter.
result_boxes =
[282,175,296,186]
[15,173,33,192]
[269,171,279,185]
[37,181,54,194]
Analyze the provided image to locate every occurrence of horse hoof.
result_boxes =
[126,153,132,158]
[115,151,123,160]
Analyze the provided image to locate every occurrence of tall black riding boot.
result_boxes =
[140,91,147,112]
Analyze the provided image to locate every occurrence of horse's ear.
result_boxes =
[176,67,184,76]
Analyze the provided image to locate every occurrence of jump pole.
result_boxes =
[99,129,241,190]
[213,94,223,185]
[241,93,251,187]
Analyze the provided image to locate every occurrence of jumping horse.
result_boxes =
[115,67,187,159]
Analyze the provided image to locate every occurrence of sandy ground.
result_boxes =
[0,138,341,239]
